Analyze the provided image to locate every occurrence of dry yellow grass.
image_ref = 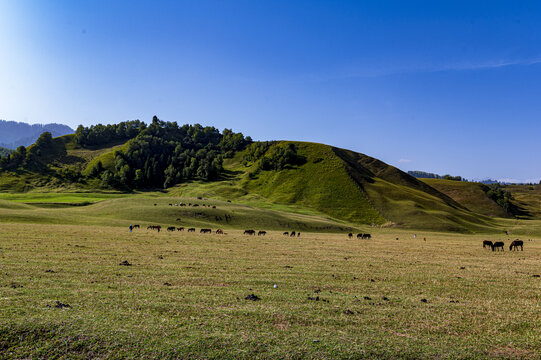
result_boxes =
[1,223,540,358]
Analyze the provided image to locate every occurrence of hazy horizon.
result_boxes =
[1,1,540,183]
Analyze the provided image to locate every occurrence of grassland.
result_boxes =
[1,220,541,359]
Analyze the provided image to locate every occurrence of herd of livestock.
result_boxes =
[132,224,528,252]
[483,239,524,251]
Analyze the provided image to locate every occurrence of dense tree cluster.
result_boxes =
[0,132,65,171]
[74,120,146,147]
[244,141,303,172]
[87,116,251,188]
[485,183,515,214]
[0,147,12,158]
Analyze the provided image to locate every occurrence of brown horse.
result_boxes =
[509,239,523,251]
[244,229,256,235]
[491,241,505,251]
[483,240,493,249]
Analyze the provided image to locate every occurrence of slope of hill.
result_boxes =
[0,120,73,149]
[0,120,511,232]
[420,179,511,218]
[168,142,497,232]
[506,184,541,219]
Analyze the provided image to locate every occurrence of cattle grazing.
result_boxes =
[491,241,505,251]
[216,229,224,234]
[200,228,212,234]
[483,240,493,249]
[133,224,140,229]
[188,228,196,232]
[362,234,371,239]
[167,227,176,232]
[290,231,296,237]
[509,239,523,251]
[357,233,363,239]
[283,232,289,236]
[244,229,256,235]
[258,231,267,236]
[177,227,184,231]
[348,233,353,239]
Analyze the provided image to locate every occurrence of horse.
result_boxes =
[167,227,176,232]
[297,232,300,237]
[244,229,256,235]
[509,239,523,251]
[362,234,371,239]
[483,240,493,249]
[348,233,353,239]
[357,233,363,239]
[492,241,505,251]
[216,229,224,234]
[187,228,196,232]
[258,231,266,236]
[200,228,212,234]
[283,232,289,236]
[290,231,296,237]
[133,224,140,229]
[177,227,184,231]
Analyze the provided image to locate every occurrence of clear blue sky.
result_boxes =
[1,1,540,182]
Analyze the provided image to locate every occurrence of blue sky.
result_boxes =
[1,1,540,182]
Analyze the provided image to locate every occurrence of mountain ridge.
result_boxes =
[0,120,74,149]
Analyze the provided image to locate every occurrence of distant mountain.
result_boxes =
[0,120,74,149]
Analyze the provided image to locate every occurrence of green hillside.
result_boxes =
[507,184,541,219]
[0,120,528,232]
[421,179,510,218]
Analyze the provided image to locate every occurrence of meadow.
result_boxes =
[1,196,540,359]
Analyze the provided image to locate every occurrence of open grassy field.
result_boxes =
[1,195,541,358]
[1,225,541,359]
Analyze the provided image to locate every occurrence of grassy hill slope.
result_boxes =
[168,142,498,232]
[421,179,510,218]
[0,134,518,232]
[506,184,541,219]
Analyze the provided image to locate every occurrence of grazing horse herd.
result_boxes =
[483,239,525,251]
[348,233,371,239]
[137,224,530,254]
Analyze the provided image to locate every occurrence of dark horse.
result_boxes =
[509,239,524,251]
[483,240,493,249]
[244,229,256,235]
[491,241,505,251]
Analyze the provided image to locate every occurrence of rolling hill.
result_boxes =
[0,120,528,233]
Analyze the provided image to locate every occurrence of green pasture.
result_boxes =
[1,223,540,359]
